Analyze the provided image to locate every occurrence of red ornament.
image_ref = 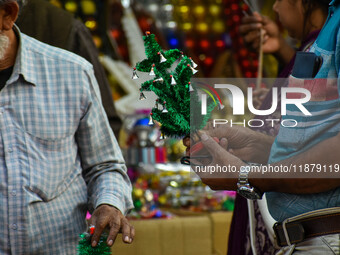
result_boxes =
[245,71,253,78]
[224,8,231,15]
[139,19,150,31]
[89,226,95,235]
[200,40,210,48]
[242,60,250,67]
[240,49,248,57]
[204,57,213,66]
[232,15,240,23]
[231,3,239,11]
[111,29,120,39]
[185,39,194,48]
[216,40,224,48]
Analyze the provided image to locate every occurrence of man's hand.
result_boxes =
[89,204,135,247]
[203,125,274,164]
[239,12,295,65]
[191,132,245,190]
[240,12,281,54]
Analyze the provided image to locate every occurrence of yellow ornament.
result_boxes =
[170,181,179,188]
[194,5,205,17]
[158,195,167,205]
[212,20,225,33]
[81,0,97,15]
[209,5,220,16]
[49,0,62,8]
[196,22,208,33]
[64,1,77,13]
[92,35,102,49]
[85,20,97,31]
[182,22,193,31]
[133,188,144,199]
[179,5,189,13]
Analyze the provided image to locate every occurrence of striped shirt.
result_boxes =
[267,0,340,222]
[0,26,133,254]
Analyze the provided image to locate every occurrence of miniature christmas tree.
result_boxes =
[77,233,111,255]
[133,32,215,138]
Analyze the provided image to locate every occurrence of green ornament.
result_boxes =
[135,33,214,138]
[77,233,111,255]
[134,199,143,211]
[222,198,235,211]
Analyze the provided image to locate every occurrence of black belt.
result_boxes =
[273,212,340,247]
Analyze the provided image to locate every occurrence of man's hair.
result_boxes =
[0,0,26,8]
[0,0,26,14]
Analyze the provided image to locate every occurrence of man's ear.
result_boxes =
[1,2,19,31]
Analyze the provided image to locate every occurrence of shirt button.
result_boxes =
[11,224,17,230]
[10,190,16,196]
[7,148,13,153]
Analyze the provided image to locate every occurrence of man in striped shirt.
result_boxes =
[0,1,134,254]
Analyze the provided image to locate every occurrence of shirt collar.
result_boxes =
[7,25,37,86]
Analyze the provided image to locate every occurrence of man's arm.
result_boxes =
[252,130,340,194]
[193,131,340,194]
[75,67,134,247]
[68,19,123,138]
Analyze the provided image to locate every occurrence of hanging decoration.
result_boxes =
[77,232,111,255]
[132,32,214,137]
[132,67,139,79]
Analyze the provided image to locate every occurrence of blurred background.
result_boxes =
[42,1,285,254]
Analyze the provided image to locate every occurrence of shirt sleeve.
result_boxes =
[75,66,133,215]
[68,19,123,138]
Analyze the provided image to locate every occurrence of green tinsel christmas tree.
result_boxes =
[77,233,111,255]
[133,32,214,138]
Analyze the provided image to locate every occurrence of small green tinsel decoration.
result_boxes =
[134,32,214,138]
[77,233,111,255]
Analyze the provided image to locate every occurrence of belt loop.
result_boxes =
[282,218,291,246]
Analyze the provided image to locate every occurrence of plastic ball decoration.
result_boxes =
[224,0,258,78]
[170,0,257,77]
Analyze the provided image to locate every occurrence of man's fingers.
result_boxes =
[261,14,271,25]
[106,219,121,246]
[119,218,133,244]
[131,225,135,241]
[239,23,262,36]
[241,13,262,25]
[252,12,263,21]
[183,137,191,147]
[91,219,106,247]
[219,138,228,150]
[198,131,224,158]
[244,31,261,48]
